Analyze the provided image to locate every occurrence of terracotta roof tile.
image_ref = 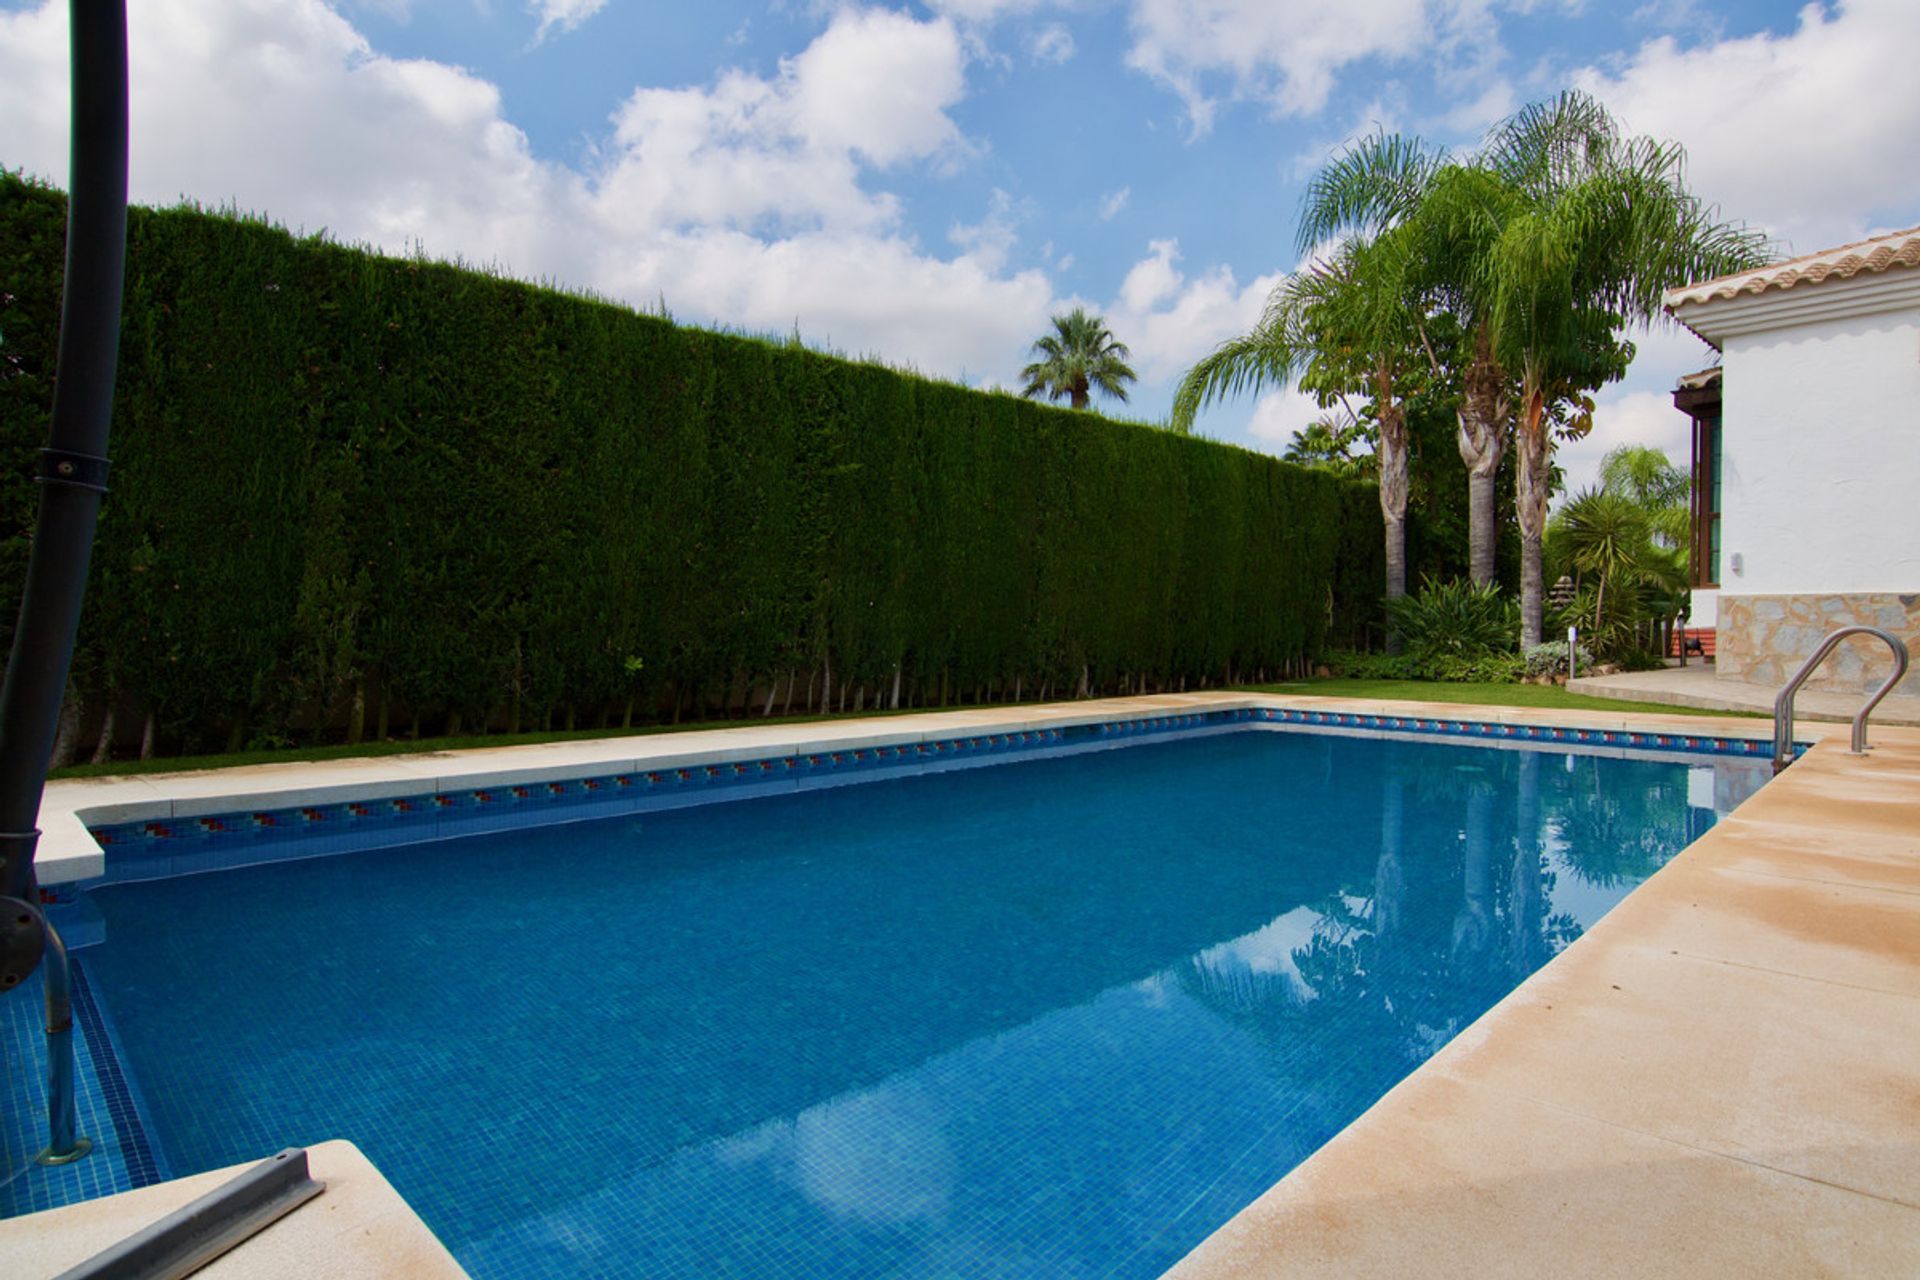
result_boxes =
[1666,224,1920,308]
[1675,365,1722,390]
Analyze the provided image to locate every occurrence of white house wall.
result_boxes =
[1718,306,1920,597]
[1709,300,1920,697]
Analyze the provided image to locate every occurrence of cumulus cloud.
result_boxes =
[1555,320,1717,496]
[0,0,1054,384]
[1106,239,1283,385]
[1097,186,1130,220]
[530,0,607,44]
[1557,389,1693,497]
[1573,0,1920,252]
[1125,0,1429,133]
[0,0,577,274]
[1029,21,1075,64]
[923,0,1053,21]
[1246,386,1337,446]
[596,10,970,238]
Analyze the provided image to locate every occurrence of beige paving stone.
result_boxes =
[1588,856,1920,997]
[1163,1071,1920,1280]
[0,1140,466,1280]
[1431,944,1920,1205]
[1688,818,1920,895]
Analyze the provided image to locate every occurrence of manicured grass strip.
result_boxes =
[1238,678,1765,718]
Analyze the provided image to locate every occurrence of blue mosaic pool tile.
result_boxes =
[1,956,162,1219]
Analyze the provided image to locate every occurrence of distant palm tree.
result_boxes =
[1599,444,1690,551]
[1020,308,1137,410]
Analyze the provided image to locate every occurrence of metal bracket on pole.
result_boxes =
[52,1148,325,1280]
[1,885,48,992]
[38,448,112,494]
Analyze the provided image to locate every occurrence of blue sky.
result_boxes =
[4,0,1917,490]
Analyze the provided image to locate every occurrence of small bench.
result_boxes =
[1669,628,1716,659]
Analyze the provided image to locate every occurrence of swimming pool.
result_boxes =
[30,718,1770,1276]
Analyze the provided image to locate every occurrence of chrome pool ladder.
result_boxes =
[1773,625,1911,773]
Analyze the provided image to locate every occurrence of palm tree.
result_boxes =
[1550,486,1690,658]
[1475,91,1764,645]
[1296,134,1518,589]
[1019,308,1137,410]
[1171,231,1423,626]
[1599,444,1690,551]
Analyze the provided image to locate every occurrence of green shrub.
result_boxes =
[0,174,1382,757]
[1324,648,1524,683]
[1384,578,1518,657]
[1523,640,1593,678]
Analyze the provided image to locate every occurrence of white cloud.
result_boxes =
[1097,186,1130,220]
[1125,0,1429,133]
[1245,386,1334,446]
[1555,320,1717,498]
[0,0,578,274]
[1106,238,1283,384]
[530,0,607,44]
[1573,0,1920,252]
[0,0,1051,388]
[784,9,969,167]
[1556,388,1692,498]
[1029,21,1075,64]
[948,189,1022,272]
[923,0,1052,21]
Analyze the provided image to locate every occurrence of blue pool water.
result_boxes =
[70,727,1764,1277]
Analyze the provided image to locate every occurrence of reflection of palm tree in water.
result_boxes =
[1508,751,1548,978]
[1373,777,1406,945]
[1451,783,1495,964]
[1179,760,1562,1077]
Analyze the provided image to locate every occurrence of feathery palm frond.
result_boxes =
[1296,130,1446,255]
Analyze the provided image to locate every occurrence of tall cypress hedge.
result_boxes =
[0,174,1382,758]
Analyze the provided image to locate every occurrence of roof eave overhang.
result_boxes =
[1665,266,1920,347]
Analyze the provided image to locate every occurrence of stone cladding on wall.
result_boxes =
[1717,593,1919,697]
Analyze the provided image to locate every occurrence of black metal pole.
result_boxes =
[0,0,129,987]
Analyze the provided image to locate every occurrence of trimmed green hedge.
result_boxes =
[0,174,1382,758]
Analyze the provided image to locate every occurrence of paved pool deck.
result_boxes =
[10,692,1917,1277]
[0,1141,464,1279]
[1571,661,1920,726]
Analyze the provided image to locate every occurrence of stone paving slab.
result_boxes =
[1571,663,1920,725]
[0,1140,466,1280]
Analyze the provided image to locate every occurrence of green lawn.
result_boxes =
[48,677,1750,781]
[1238,677,1759,718]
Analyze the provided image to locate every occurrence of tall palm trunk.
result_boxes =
[1375,372,1410,653]
[1457,328,1508,587]
[1516,371,1552,648]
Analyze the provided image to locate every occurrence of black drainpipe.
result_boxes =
[0,0,129,1162]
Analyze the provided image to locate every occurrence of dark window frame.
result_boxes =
[1673,379,1722,590]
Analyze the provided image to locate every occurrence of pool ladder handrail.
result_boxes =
[1773,625,1911,773]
